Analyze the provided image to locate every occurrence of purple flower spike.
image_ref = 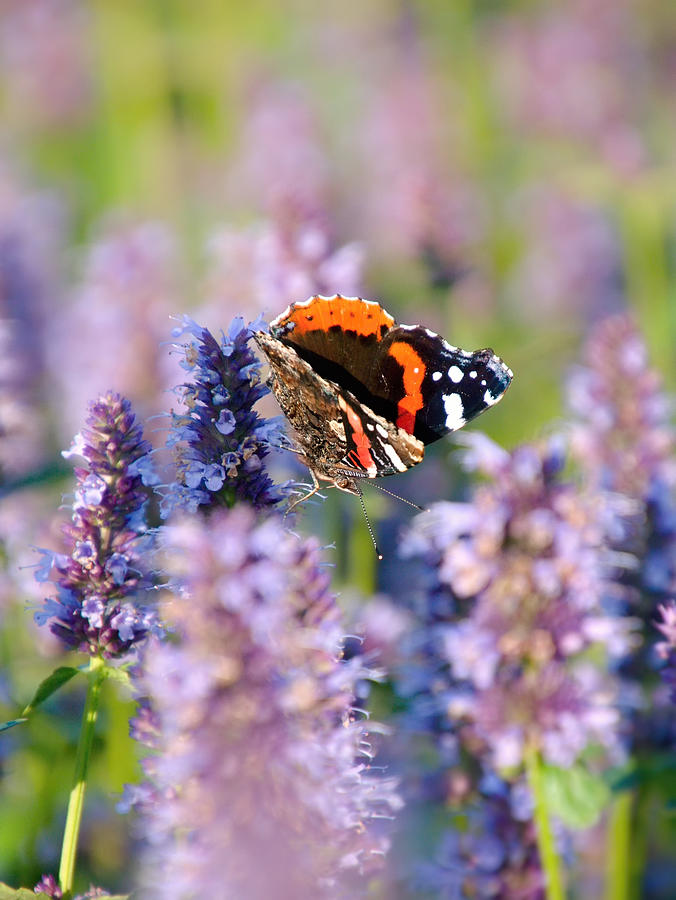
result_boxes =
[655,602,676,702]
[397,435,628,896]
[161,315,286,516]
[568,313,676,732]
[131,508,400,899]
[403,436,626,770]
[34,393,157,658]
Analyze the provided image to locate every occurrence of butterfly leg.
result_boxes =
[284,469,322,517]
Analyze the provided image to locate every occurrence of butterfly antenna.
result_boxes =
[356,487,383,560]
[369,481,427,512]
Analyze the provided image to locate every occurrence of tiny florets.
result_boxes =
[34,392,157,658]
[161,315,286,516]
[129,508,400,899]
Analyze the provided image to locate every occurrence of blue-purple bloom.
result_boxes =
[655,602,676,702]
[568,314,676,726]
[34,392,157,658]
[395,434,628,896]
[403,436,626,771]
[160,315,286,516]
[128,508,400,899]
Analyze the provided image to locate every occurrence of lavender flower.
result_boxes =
[227,81,329,229]
[0,0,92,130]
[201,220,364,328]
[396,435,628,896]
[202,81,363,326]
[655,602,676,701]
[34,873,62,897]
[568,314,676,727]
[357,15,483,276]
[0,160,63,478]
[568,313,675,498]
[34,392,157,658]
[403,436,626,770]
[161,315,285,515]
[49,222,181,444]
[130,508,400,899]
[412,782,543,900]
[490,1,648,174]
[508,185,623,324]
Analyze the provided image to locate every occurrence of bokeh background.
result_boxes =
[1,0,675,895]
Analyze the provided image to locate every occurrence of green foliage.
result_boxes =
[542,763,611,830]
[21,667,81,717]
[0,885,41,900]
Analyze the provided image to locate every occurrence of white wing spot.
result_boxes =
[366,423,375,431]
[375,423,388,439]
[469,370,477,379]
[382,443,408,472]
[484,389,497,405]
[448,365,464,383]
[443,393,465,430]
[413,366,420,374]
[432,371,443,382]
[481,379,486,386]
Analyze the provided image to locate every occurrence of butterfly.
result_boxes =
[255,294,512,550]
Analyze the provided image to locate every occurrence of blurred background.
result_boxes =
[1,0,675,894]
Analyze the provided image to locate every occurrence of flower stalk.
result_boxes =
[605,791,632,900]
[58,655,106,899]
[524,741,565,900]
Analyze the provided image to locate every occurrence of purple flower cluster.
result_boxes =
[490,0,648,174]
[0,160,62,479]
[359,24,483,277]
[34,874,110,899]
[403,436,626,771]
[34,392,157,658]
[396,435,629,896]
[129,508,400,899]
[50,221,180,444]
[412,779,542,900]
[568,314,676,717]
[202,220,364,325]
[568,313,675,498]
[655,602,676,702]
[161,315,286,515]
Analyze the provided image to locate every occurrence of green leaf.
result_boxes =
[102,666,132,690]
[21,666,80,716]
[542,763,611,830]
[0,719,27,733]
[0,883,41,899]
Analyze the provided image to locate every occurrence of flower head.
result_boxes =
[161,315,286,516]
[402,436,626,769]
[395,435,627,895]
[655,602,676,702]
[568,313,675,498]
[34,393,157,658]
[34,873,62,897]
[130,508,400,899]
[50,222,181,445]
[567,314,676,733]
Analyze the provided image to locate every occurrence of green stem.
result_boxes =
[58,656,106,899]
[525,743,566,900]
[605,791,633,900]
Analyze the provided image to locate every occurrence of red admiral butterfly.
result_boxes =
[255,294,513,510]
